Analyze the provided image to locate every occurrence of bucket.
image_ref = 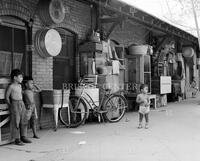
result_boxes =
[128,45,149,55]
[53,89,70,105]
[41,89,70,105]
[34,28,62,58]
[38,0,65,25]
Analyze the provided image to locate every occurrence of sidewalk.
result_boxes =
[1,95,200,161]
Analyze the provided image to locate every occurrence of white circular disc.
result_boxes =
[45,29,62,57]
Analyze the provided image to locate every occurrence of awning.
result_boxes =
[87,0,198,44]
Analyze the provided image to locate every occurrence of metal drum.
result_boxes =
[38,0,65,25]
[34,28,62,58]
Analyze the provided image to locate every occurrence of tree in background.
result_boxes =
[164,0,200,36]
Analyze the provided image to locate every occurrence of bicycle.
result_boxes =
[59,83,128,128]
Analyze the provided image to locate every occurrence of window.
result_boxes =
[0,18,28,77]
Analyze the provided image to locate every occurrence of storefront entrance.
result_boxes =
[53,28,76,89]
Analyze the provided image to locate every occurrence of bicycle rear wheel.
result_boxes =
[103,94,127,123]
[59,96,88,128]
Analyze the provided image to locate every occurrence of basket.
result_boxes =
[128,45,149,55]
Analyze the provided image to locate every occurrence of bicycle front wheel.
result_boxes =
[103,94,127,123]
[59,96,88,128]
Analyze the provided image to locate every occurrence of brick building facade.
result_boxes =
[0,0,93,128]
[0,0,147,128]
[0,0,198,132]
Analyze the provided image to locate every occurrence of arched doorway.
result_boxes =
[53,28,77,89]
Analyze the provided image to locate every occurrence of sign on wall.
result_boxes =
[160,76,171,94]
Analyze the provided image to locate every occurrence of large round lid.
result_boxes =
[182,47,194,58]
[49,0,65,24]
[45,29,62,57]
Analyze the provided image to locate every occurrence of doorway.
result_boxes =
[53,28,77,89]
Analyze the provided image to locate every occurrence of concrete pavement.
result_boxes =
[1,95,200,161]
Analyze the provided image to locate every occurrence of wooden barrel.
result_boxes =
[38,0,65,25]
[34,28,62,58]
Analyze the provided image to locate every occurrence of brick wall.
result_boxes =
[0,0,93,129]
[0,0,94,90]
[0,0,147,129]
[0,0,38,21]
[32,0,93,128]
[32,16,54,90]
[33,0,93,89]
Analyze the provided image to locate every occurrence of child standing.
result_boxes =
[23,76,40,139]
[136,84,150,129]
[6,69,31,145]
[190,77,198,98]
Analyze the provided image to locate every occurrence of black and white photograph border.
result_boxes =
[0,0,200,161]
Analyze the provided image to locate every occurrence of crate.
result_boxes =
[0,78,11,145]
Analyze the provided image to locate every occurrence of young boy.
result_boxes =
[136,84,150,129]
[23,76,40,139]
[6,69,31,145]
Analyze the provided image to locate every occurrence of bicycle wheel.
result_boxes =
[103,94,127,123]
[59,96,88,128]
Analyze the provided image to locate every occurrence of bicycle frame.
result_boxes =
[78,86,127,110]
[76,86,108,112]
[61,76,128,125]
[59,82,113,127]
